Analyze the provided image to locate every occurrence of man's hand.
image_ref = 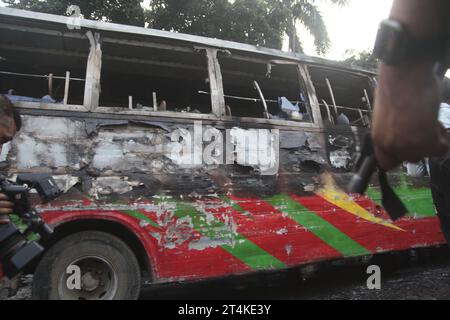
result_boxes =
[0,193,14,224]
[372,0,450,170]
[372,63,449,170]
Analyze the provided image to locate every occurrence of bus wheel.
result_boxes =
[32,231,141,300]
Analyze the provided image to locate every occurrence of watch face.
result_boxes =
[374,20,408,65]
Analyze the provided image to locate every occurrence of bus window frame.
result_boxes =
[306,64,376,130]
[213,52,323,130]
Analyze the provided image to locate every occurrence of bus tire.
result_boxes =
[32,231,141,300]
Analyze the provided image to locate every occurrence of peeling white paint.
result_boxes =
[330,150,352,169]
[11,116,86,170]
[204,211,216,225]
[163,216,195,249]
[53,175,80,193]
[89,177,134,195]
[276,228,288,235]
[92,129,171,172]
[0,142,11,162]
[188,236,231,251]
[154,202,177,227]
[150,232,162,243]
[222,212,238,235]
[285,244,293,256]
[23,116,83,138]
[140,220,150,228]
[16,137,71,169]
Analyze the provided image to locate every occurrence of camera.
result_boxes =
[0,174,62,279]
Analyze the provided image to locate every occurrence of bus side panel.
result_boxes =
[2,114,446,284]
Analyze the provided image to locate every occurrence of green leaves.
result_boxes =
[283,0,349,55]
[343,49,378,70]
[147,0,347,55]
[147,0,284,49]
[4,0,146,26]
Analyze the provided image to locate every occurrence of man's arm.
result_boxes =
[372,0,450,170]
[0,193,14,224]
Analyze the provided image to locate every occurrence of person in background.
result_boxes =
[438,83,450,129]
[429,80,450,243]
[405,80,450,178]
[0,95,22,224]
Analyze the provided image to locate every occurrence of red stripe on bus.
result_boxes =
[136,208,252,280]
[208,196,343,266]
[293,195,445,253]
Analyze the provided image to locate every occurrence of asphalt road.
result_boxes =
[5,247,450,300]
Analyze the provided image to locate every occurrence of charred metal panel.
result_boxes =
[324,123,361,172]
[1,113,331,202]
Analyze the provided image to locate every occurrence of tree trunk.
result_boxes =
[288,18,296,53]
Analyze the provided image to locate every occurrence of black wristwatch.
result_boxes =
[373,19,447,65]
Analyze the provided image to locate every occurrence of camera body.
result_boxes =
[0,174,62,279]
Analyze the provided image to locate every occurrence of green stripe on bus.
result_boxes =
[174,202,286,270]
[266,194,370,257]
[219,195,246,213]
[122,210,161,229]
[367,177,436,218]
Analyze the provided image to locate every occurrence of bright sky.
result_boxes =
[299,0,394,60]
[1,0,393,61]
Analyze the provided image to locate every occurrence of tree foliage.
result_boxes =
[343,49,378,70]
[146,0,286,49]
[147,0,348,54]
[282,0,348,54]
[4,0,146,26]
[6,0,349,55]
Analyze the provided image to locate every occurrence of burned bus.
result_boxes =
[0,7,446,300]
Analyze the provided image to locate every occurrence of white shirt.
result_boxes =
[439,102,450,129]
[405,103,450,178]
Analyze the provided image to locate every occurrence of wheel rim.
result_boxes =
[58,256,119,300]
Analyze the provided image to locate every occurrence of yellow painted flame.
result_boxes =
[315,173,404,232]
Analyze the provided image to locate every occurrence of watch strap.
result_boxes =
[374,19,448,65]
[407,34,447,63]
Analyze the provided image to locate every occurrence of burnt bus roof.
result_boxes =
[0,7,375,76]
